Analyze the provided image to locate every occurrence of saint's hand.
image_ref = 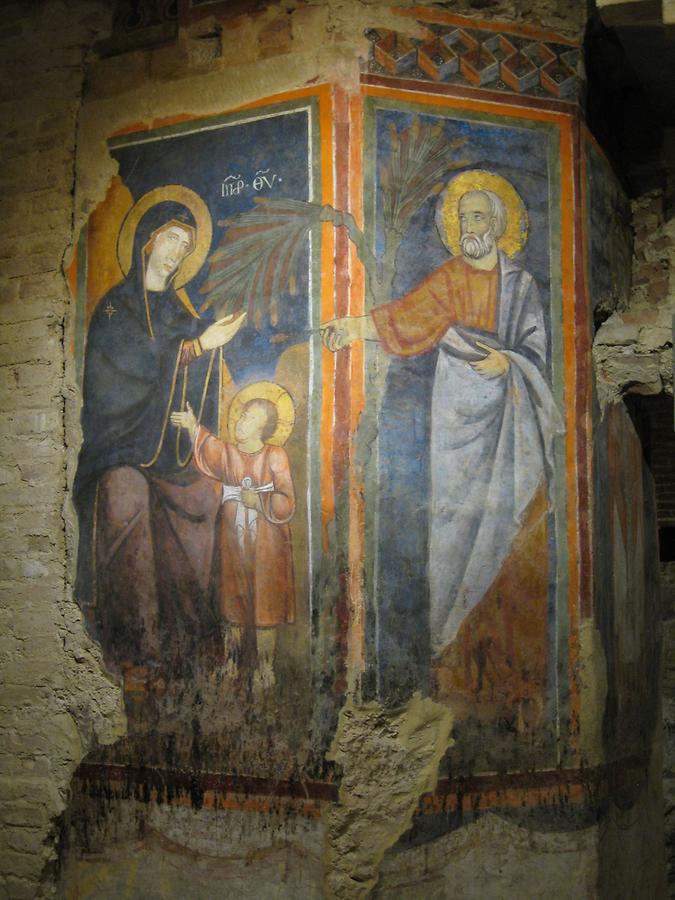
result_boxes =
[470,340,510,379]
[241,487,259,510]
[200,311,247,351]
[320,316,371,352]
[170,402,198,441]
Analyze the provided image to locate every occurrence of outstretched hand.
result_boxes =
[470,340,510,379]
[200,311,247,351]
[170,402,198,442]
[321,317,351,352]
[320,316,374,352]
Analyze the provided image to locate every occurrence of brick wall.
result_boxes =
[593,189,673,404]
[0,4,123,898]
[0,1,669,897]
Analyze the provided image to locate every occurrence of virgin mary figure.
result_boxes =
[73,187,245,684]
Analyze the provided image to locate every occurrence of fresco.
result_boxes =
[326,93,570,774]
[594,404,661,765]
[356,103,563,715]
[73,93,336,779]
[206,90,573,774]
[585,135,660,772]
[73,80,579,813]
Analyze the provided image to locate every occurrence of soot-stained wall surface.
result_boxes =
[0,2,667,898]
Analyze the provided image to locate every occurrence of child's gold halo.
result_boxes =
[228,381,295,447]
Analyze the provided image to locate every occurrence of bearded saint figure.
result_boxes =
[323,171,563,710]
[74,191,245,684]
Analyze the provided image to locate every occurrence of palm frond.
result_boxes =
[200,199,324,321]
[380,117,467,236]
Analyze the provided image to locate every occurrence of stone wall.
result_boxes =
[591,179,674,898]
[664,561,675,898]
[0,4,124,898]
[593,190,674,404]
[0,1,670,898]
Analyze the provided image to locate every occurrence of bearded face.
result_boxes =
[458,191,497,261]
[460,230,495,260]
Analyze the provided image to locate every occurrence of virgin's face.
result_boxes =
[146,226,192,286]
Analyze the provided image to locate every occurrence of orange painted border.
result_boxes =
[391,7,579,46]
[361,82,583,751]
[331,86,353,694]
[148,788,324,818]
[559,115,582,745]
[75,753,643,818]
[576,123,594,624]
[346,90,367,685]
[318,87,337,549]
[362,72,577,117]
[363,82,573,125]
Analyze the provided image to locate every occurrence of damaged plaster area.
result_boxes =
[0,3,127,897]
[324,694,453,898]
[376,812,599,898]
[1,0,638,897]
[593,192,673,406]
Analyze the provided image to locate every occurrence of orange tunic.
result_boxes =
[193,427,295,628]
[371,256,499,356]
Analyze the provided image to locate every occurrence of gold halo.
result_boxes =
[436,170,528,258]
[228,381,295,448]
[116,185,212,289]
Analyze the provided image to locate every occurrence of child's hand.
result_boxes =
[241,488,259,510]
[170,402,198,441]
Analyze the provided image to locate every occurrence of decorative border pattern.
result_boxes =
[364,24,581,104]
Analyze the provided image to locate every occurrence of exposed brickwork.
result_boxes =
[0,1,668,897]
[649,399,675,527]
[0,4,124,898]
[664,561,675,899]
[593,189,674,404]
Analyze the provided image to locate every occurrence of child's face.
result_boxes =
[235,403,268,443]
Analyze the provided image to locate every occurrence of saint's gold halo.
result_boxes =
[228,381,295,448]
[436,170,528,258]
[116,185,213,289]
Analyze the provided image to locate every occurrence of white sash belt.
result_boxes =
[221,477,274,549]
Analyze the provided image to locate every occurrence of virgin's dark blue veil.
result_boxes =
[74,200,219,604]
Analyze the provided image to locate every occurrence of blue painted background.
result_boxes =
[110,108,312,386]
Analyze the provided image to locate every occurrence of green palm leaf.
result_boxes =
[200,198,325,323]
[381,117,467,236]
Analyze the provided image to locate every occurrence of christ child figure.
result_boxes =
[171,391,295,688]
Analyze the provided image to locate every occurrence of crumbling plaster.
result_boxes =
[324,695,453,898]
[0,0,668,898]
[0,3,126,898]
[593,191,673,406]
